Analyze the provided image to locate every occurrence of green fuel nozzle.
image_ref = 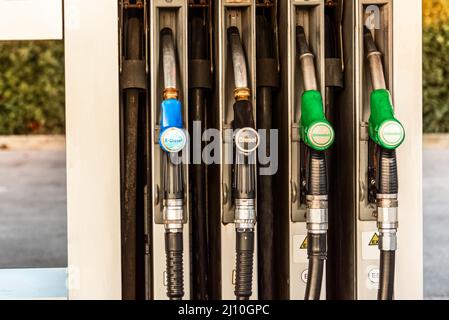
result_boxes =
[364,27,404,150]
[368,89,405,150]
[296,26,334,151]
[300,90,335,151]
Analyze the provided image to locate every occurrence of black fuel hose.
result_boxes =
[189,15,211,301]
[165,231,184,300]
[305,233,327,300]
[378,250,395,300]
[256,14,277,300]
[122,15,140,300]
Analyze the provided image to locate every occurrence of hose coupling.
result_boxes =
[306,195,329,235]
[377,194,398,251]
[234,87,251,102]
[163,198,185,231]
[163,87,179,100]
[235,198,256,230]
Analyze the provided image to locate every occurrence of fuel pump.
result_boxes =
[188,0,213,300]
[228,27,259,301]
[119,0,149,300]
[296,26,334,300]
[363,27,404,300]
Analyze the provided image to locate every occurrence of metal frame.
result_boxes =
[65,0,122,299]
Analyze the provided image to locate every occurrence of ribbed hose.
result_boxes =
[378,149,398,195]
[165,232,184,300]
[378,250,395,300]
[308,150,328,196]
[235,231,255,300]
[305,150,328,300]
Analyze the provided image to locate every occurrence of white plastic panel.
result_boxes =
[0,0,62,40]
[65,0,122,300]
[393,0,423,300]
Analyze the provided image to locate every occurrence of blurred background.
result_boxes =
[0,0,446,299]
[423,0,449,299]
[0,40,67,272]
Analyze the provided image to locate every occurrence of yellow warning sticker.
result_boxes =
[369,233,379,246]
[300,236,308,250]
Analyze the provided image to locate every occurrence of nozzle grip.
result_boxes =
[369,89,405,150]
[300,90,335,151]
[233,100,255,130]
[159,99,186,153]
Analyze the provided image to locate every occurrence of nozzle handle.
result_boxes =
[369,89,405,150]
[300,91,335,151]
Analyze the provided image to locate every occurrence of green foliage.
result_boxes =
[423,25,449,133]
[0,41,65,135]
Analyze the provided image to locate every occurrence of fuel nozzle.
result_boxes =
[296,26,335,152]
[228,26,258,300]
[364,26,403,301]
[364,27,405,150]
[159,27,187,300]
[296,25,333,300]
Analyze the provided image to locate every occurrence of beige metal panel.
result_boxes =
[393,0,423,300]
[65,0,121,300]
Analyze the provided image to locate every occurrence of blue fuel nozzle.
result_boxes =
[159,98,186,153]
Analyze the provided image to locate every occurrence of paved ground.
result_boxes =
[424,149,449,299]
[0,143,445,298]
[0,149,67,269]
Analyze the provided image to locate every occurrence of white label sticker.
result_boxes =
[301,269,308,284]
[368,267,380,284]
[293,235,308,263]
[362,232,380,260]
[0,0,63,40]
[365,265,380,290]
